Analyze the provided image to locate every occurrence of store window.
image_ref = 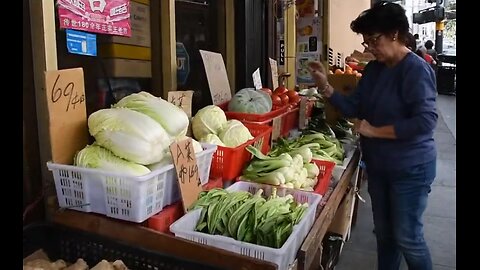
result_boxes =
[175,0,220,115]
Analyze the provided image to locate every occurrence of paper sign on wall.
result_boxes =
[269,58,279,90]
[168,90,194,117]
[45,68,88,165]
[199,50,232,105]
[252,68,263,90]
[170,138,203,213]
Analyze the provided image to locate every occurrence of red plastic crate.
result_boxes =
[218,101,290,122]
[147,201,183,234]
[234,159,335,196]
[147,177,226,234]
[202,177,224,191]
[209,123,272,181]
[312,159,336,196]
[281,108,299,136]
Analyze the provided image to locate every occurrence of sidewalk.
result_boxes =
[335,94,456,270]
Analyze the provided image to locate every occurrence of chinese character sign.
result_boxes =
[57,0,131,37]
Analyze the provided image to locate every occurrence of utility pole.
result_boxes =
[434,0,444,54]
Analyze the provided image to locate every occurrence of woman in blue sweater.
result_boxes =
[309,2,437,270]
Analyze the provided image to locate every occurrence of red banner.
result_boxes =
[57,0,131,37]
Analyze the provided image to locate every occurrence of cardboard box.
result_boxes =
[99,43,151,60]
[328,74,361,94]
[350,50,375,62]
[102,58,152,78]
[325,74,361,124]
[98,1,151,47]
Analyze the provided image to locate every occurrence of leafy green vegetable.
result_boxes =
[74,144,151,176]
[113,91,189,138]
[88,108,172,165]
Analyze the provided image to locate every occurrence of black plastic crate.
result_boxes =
[23,223,224,270]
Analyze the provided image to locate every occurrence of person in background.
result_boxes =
[415,46,437,66]
[425,40,439,64]
[308,2,437,270]
[414,33,423,49]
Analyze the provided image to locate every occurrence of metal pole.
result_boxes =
[434,0,444,54]
[435,20,444,54]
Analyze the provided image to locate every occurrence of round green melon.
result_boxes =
[228,88,273,114]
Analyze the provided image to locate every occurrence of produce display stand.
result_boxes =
[46,149,361,270]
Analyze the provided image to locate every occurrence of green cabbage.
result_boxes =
[218,120,253,147]
[191,105,227,140]
[113,91,189,138]
[199,134,225,146]
[74,144,151,176]
[88,108,172,165]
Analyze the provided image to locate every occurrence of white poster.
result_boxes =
[296,16,321,85]
[296,52,320,84]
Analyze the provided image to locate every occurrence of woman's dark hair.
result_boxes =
[406,32,417,51]
[350,1,410,44]
[425,40,434,49]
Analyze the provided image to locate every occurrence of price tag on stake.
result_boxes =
[45,68,88,165]
[169,138,203,213]
[271,116,283,143]
[299,97,308,129]
[269,58,279,90]
[252,68,263,90]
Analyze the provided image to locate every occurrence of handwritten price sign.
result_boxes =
[50,74,86,112]
[269,58,279,90]
[199,50,232,105]
[45,68,88,165]
[168,90,193,117]
[170,138,203,212]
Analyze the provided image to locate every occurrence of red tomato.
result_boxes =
[274,86,288,95]
[261,87,272,95]
[280,94,290,105]
[271,94,282,106]
[286,90,299,102]
[289,95,301,105]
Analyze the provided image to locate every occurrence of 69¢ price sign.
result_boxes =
[45,68,88,165]
[49,71,85,112]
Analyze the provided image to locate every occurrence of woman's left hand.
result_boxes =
[354,119,376,138]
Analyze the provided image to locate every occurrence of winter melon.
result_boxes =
[228,88,273,114]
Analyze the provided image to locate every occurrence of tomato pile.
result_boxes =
[262,86,301,110]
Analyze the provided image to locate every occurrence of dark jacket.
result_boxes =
[329,52,437,171]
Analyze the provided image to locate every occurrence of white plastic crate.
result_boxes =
[170,181,322,270]
[47,143,217,223]
[332,143,357,180]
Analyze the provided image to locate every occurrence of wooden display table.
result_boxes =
[48,150,361,270]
